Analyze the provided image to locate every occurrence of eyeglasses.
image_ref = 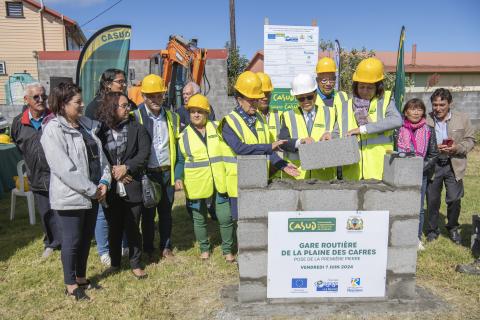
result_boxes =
[297,95,314,102]
[112,79,126,85]
[31,94,47,102]
[118,103,131,110]
[319,78,336,85]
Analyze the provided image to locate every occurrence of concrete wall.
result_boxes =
[0,104,23,124]
[406,91,480,128]
[236,150,423,303]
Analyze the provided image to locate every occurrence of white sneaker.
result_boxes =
[122,247,129,257]
[100,253,111,266]
[42,247,54,259]
[417,241,425,251]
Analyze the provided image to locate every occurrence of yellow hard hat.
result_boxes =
[256,72,274,93]
[352,57,385,83]
[141,74,167,93]
[186,94,210,113]
[234,71,265,99]
[316,57,337,74]
[0,134,11,144]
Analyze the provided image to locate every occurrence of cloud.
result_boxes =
[44,0,107,7]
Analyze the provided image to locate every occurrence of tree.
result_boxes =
[226,42,249,95]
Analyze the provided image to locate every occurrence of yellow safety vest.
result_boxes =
[133,107,180,185]
[282,105,336,180]
[221,110,270,198]
[336,91,394,180]
[259,110,282,141]
[178,121,227,199]
[315,90,348,109]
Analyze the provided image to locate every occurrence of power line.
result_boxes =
[80,0,123,27]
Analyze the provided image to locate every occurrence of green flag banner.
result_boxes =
[394,26,406,112]
[270,88,298,112]
[76,25,131,106]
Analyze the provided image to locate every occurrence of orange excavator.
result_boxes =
[149,35,208,109]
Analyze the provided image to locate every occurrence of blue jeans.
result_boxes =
[95,205,128,256]
[419,175,427,239]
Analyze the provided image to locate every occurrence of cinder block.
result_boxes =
[363,189,420,217]
[238,282,267,303]
[298,136,360,170]
[390,219,419,247]
[238,250,267,279]
[387,247,418,274]
[238,189,300,219]
[237,155,268,189]
[301,189,358,211]
[387,274,417,299]
[237,221,268,249]
[383,155,423,187]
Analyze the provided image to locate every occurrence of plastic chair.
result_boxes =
[10,160,36,225]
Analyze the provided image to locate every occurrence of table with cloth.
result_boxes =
[0,144,22,198]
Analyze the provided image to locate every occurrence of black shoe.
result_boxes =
[456,259,480,275]
[449,229,461,245]
[64,287,90,301]
[131,270,148,280]
[427,233,438,242]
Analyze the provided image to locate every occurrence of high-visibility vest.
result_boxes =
[315,90,348,109]
[221,110,270,198]
[336,90,394,180]
[259,110,282,141]
[178,121,227,199]
[133,106,179,185]
[282,105,336,180]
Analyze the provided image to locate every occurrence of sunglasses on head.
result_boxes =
[297,95,314,102]
[32,94,47,102]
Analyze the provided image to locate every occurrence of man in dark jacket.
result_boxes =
[11,83,61,258]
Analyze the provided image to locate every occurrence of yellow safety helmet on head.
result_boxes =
[352,57,385,83]
[141,74,167,93]
[256,72,274,93]
[234,71,265,99]
[0,134,11,144]
[186,94,210,113]
[316,57,337,74]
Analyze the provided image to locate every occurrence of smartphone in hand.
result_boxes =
[442,138,454,147]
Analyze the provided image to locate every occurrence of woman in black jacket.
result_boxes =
[396,98,439,250]
[96,92,151,278]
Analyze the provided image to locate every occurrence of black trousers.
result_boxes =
[104,195,143,269]
[33,191,61,249]
[426,162,464,235]
[55,203,98,285]
[142,170,174,253]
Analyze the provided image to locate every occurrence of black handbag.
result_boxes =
[142,173,161,208]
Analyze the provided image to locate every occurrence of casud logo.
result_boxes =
[346,216,364,231]
[101,30,131,42]
[314,280,339,292]
[288,218,336,232]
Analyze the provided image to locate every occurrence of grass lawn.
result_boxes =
[0,149,479,320]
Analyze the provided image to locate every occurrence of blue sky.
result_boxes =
[45,0,480,59]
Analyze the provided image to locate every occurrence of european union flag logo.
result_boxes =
[291,278,308,288]
[267,34,276,39]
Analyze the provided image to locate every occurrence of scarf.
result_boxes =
[396,118,430,157]
[105,119,129,165]
[352,97,371,126]
[235,105,257,131]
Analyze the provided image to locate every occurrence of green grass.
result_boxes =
[1,150,480,319]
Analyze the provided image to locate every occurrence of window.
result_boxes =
[6,2,24,18]
[0,61,6,75]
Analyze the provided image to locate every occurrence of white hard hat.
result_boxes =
[290,73,318,96]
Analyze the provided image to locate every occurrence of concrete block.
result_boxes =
[301,189,358,211]
[238,189,300,219]
[237,155,268,189]
[237,221,268,249]
[383,155,423,187]
[390,219,419,247]
[298,136,360,170]
[363,189,421,218]
[387,247,418,274]
[238,281,267,303]
[238,251,267,279]
[386,274,417,299]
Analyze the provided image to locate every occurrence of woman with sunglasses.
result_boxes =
[336,58,402,180]
[96,92,151,279]
[40,83,111,300]
[220,71,299,220]
[278,73,337,180]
